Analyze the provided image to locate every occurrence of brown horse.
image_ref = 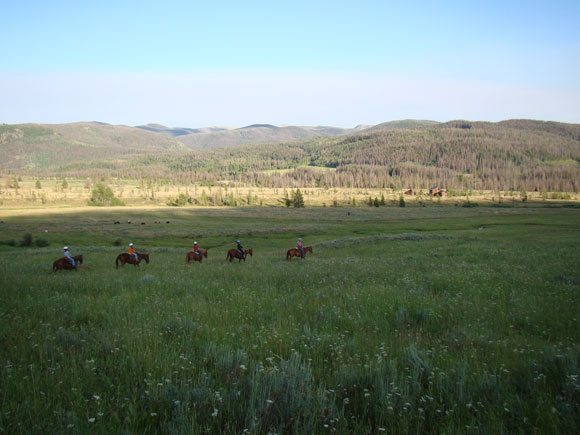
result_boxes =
[226,248,253,262]
[286,246,313,260]
[115,252,150,269]
[186,249,208,263]
[53,254,83,272]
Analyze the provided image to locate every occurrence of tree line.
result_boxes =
[4,122,578,192]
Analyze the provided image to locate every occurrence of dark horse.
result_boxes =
[115,252,150,269]
[226,248,253,262]
[53,254,83,272]
[186,249,208,263]
[286,246,313,260]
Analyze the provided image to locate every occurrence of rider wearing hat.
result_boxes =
[236,239,244,259]
[128,243,138,261]
[193,241,200,256]
[63,246,76,267]
[296,237,305,258]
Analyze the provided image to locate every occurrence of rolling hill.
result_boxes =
[0,122,186,173]
[137,123,360,149]
[1,119,578,191]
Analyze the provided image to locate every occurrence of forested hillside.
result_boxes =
[0,122,185,172]
[1,120,578,192]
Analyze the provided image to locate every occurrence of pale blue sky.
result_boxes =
[1,0,579,126]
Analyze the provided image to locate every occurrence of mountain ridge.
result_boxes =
[135,123,365,148]
[1,119,578,192]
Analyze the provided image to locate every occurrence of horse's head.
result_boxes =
[141,253,150,263]
[245,248,253,256]
[306,246,313,253]
[203,249,208,258]
[76,254,83,264]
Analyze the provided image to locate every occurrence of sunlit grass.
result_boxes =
[0,207,578,432]
[1,176,577,208]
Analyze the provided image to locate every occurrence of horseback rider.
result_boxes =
[193,241,201,256]
[236,239,245,259]
[297,237,305,258]
[63,246,76,268]
[128,243,138,261]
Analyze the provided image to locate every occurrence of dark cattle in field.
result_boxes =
[429,186,447,197]
[114,221,120,224]
[141,222,146,225]
[404,189,413,195]
[166,221,170,224]
[127,220,131,224]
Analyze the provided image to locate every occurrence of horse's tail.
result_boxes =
[226,252,231,261]
[115,255,120,269]
[53,262,58,273]
[286,250,291,261]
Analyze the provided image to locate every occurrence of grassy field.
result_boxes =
[0,205,579,433]
[1,176,577,208]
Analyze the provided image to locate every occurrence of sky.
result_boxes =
[1,0,579,127]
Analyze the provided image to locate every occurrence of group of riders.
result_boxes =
[59,237,307,268]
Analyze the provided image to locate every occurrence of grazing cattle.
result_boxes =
[404,189,413,195]
[429,186,447,197]
[127,220,131,224]
[114,221,120,224]
[141,222,146,225]
[166,221,170,224]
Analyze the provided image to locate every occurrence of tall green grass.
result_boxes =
[0,207,578,433]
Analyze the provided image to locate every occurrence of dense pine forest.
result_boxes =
[1,119,578,192]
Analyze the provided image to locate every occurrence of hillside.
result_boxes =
[136,124,230,137]
[368,119,440,131]
[1,119,578,191]
[0,122,186,173]
[157,124,356,149]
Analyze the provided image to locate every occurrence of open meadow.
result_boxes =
[0,205,579,433]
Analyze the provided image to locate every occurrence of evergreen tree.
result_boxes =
[293,189,305,208]
[89,183,125,206]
